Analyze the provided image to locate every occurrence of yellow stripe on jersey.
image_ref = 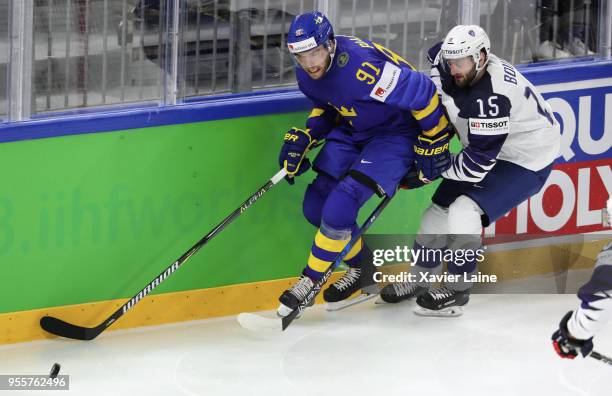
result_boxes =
[372,42,416,70]
[307,255,334,273]
[417,132,450,145]
[411,93,440,120]
[422,115,449,137]
[343,237,362,261]
[309,108,325,118]
[314,230,348,252]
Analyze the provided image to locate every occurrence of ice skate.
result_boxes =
[277,275,315,318]
[377,282,427,304]
[324,260,378,311]
[414,286,470,317]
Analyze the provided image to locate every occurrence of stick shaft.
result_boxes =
[590,350,612,366]
[282,194,392,330]
[41,168,288,340]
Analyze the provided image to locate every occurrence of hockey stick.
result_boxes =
[238,193,392,332]
[40,168,289,341]
[590,351,612,366]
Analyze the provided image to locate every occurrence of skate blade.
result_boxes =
[374,295,416,304]
[326,293,378,311]
[374,296,404,304]
[237,313,283,332]
[413,305,464,317]
[374,296,388,304]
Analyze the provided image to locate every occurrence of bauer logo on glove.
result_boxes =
[413,131,451,182]
[414,142,450,156]
[284,132,300,142]
[278,127,317,184]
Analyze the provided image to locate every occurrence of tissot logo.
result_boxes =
[468,117,510,135]
[470,120,508,128]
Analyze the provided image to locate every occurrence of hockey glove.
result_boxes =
[278,127,317,185]
[399,168,426,190]
[551,311,594,359]
[414,131,451,183]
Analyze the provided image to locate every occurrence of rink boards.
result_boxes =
[0,59,610,344]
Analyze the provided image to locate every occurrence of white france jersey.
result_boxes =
[430,51,561,183]
[568,241,612,340]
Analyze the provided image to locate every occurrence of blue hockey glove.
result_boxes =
[414,131,451,183]
[552,311,594,359]
[399,168,426,190]
[278,127,317,184]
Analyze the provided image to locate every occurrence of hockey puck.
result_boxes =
[49,363,61,379]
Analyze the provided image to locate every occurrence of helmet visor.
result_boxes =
[440,54,475,74]
[292,44,331,69]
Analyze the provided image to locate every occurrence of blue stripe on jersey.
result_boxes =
[444,133,506,183]
[578,263,612,299]
[569,244,612,339]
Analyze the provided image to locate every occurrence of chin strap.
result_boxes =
[469,53,489,87]
[324,39,337,73]
[474,51,490,73]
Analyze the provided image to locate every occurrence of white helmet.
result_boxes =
[441,25,491,72]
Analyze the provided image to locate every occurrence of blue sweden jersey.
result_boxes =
[297,35,448,142]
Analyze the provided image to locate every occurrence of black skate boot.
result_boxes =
[323,259,378,311]
[277,275,315,318]
[415,285,470,317]
[378,282,427,304]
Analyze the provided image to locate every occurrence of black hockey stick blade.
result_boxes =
[40,316,103,341]
[281,307,302,331]
[281,194,392,331]
[590,351,612,366]
[40,169,288,341]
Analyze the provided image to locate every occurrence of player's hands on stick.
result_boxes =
[278,127,317,184]
[413,130,451,183]
[399,169,426,190]
[552,311,594,359]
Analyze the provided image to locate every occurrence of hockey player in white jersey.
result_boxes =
[380,25,561,316]
[552,199,612,360]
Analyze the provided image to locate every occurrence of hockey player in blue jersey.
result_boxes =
[276,11,452,317]
[379,25,561,316]
[552,200,612,360]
